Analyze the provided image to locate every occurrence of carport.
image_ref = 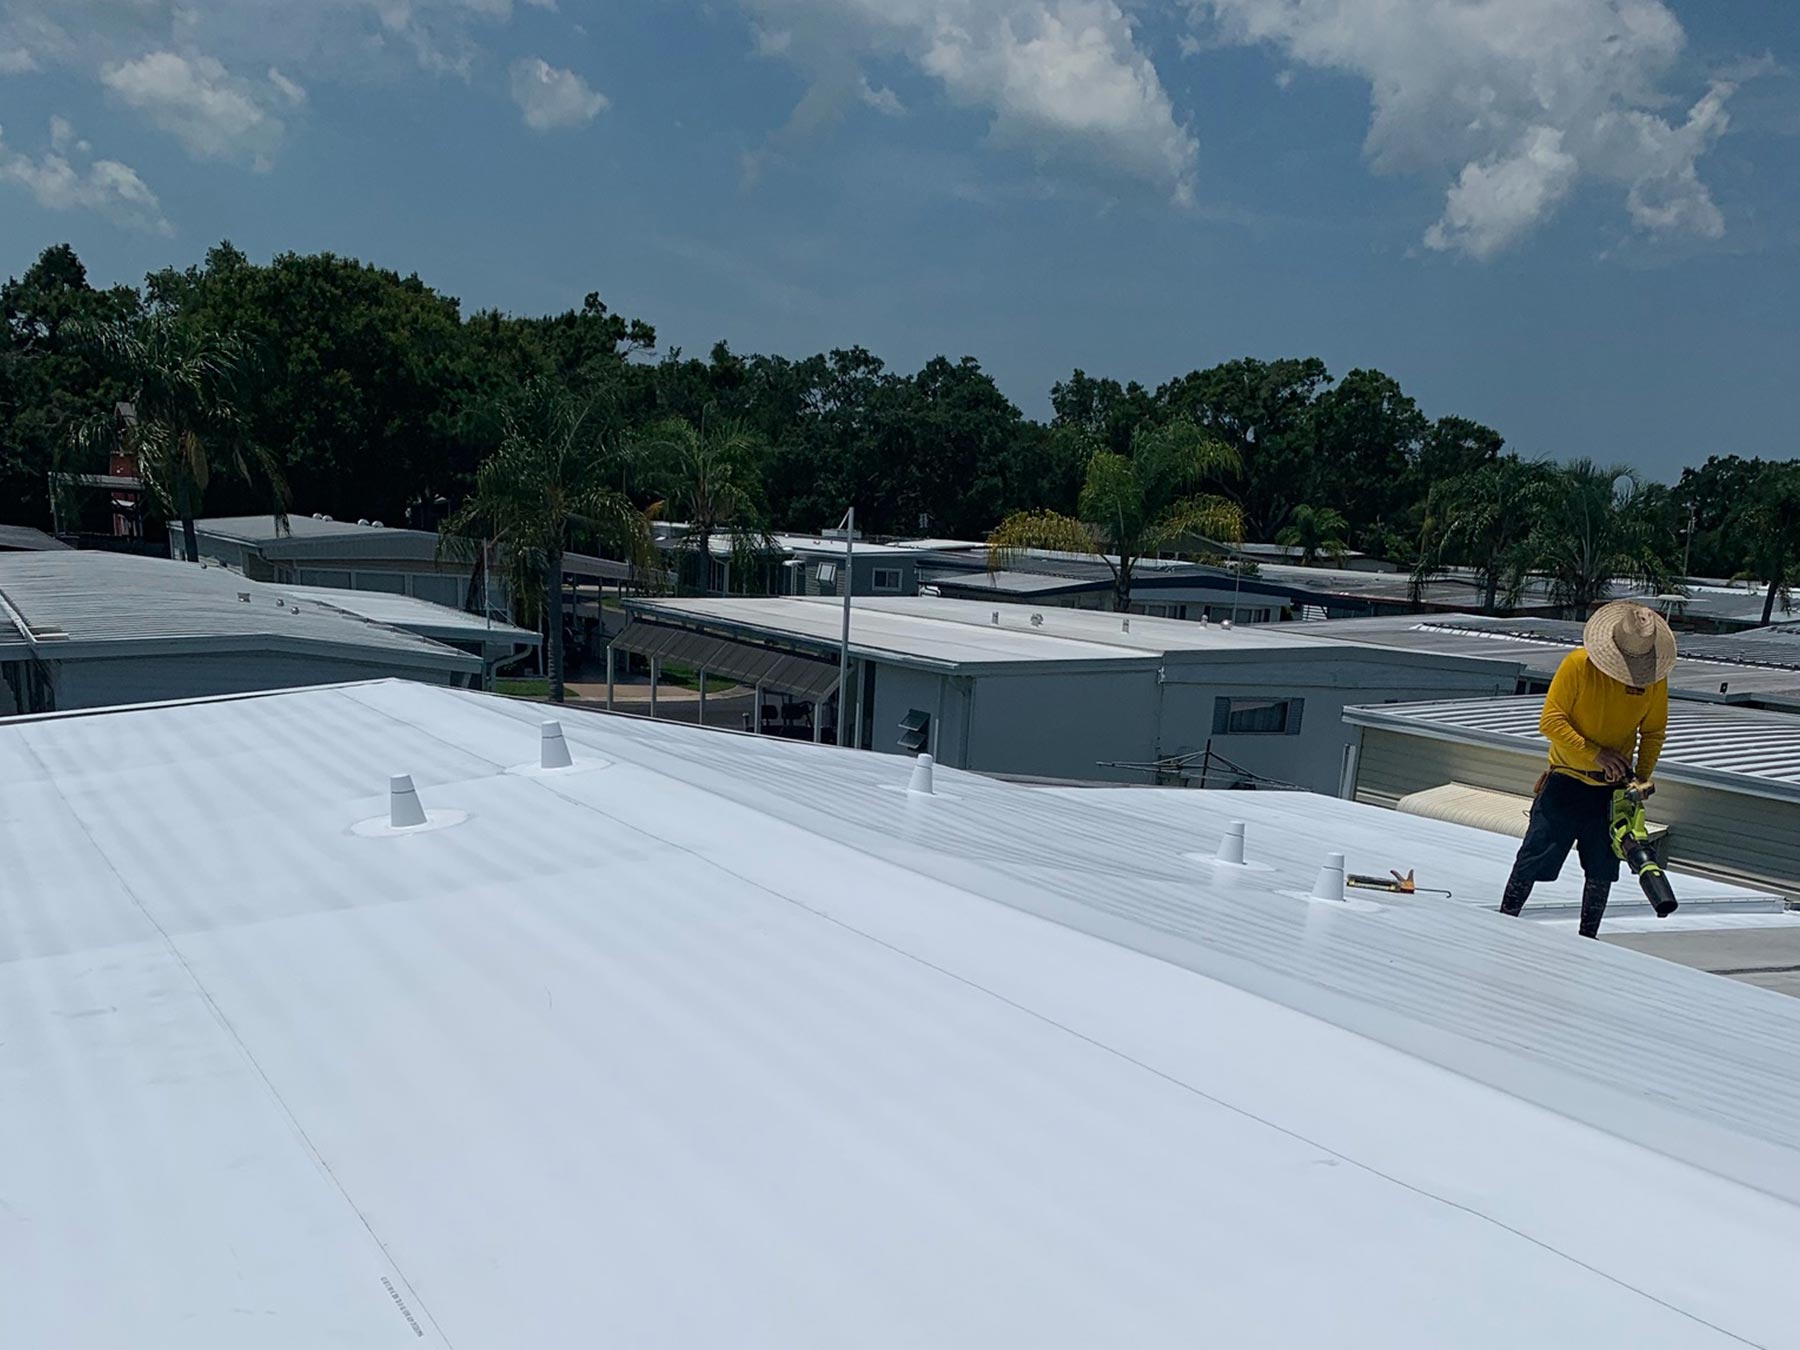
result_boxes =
[608,618,843,740]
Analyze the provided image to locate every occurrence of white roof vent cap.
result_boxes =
[389,774,428,829]
[540,721,574,770]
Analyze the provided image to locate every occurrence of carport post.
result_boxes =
[753,682,766,734]
[813,693,825,743]
[605,645,615,712]
[650,657,660,717]
[698,670,708,725]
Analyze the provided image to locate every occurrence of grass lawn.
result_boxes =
[660,663,738,692]
[495,677,551,699]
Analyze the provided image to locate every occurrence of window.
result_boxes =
[872,567,903,593]
[898,709,930,753]
[1213,697,1304,736]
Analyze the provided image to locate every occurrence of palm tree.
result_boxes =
[1734,463,1800,624]
[445,378,650,702]
[634,415,769,596]
[1413,455,1550,613]
[1275,504,1350,567]
[1522,460,1678,617]
[986,417,1244,612]
[69,313,285,561]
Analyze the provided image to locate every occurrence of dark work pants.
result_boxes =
[1500,773,1620,938]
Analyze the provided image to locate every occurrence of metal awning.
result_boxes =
[1397,781,1667,844]
[611,620,840,700]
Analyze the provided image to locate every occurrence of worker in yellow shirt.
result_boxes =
[1499,600,1678,938]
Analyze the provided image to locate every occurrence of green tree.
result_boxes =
[1414,455,1551,613]
[1275,504,1351,566]
[1734,463,1800,624]
[986,417,1244,612]
[636,414,768,595]
[1674,453,1773,579]
[68,311,285,561]
[1523,460,1678,618]
[1415,415,1505,486]
[1154,357,1331,542]
[151,245,488,522]
[1309,368,1427,540]
[1050,368,1156,457]
[1,245,139,530]
[445,378,649,702]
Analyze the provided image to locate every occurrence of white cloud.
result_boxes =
[737,0,1197,201]
[509,56,608,131]
[1424,126,1578,258]
[752,25,794,57]
[268,66,308,105]
[0,46,38,73]
[1191,0,1736,255]
[101,50,286,168]
[0,1,527,84]
[858,75,904,116]
[0,118,172,234]
[48,115,87,155]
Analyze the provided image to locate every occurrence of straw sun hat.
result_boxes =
[1583,601,1678,688]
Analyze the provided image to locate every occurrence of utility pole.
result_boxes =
[839,506,854,748]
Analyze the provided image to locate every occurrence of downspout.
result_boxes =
[487,645,537,691]
[958,676,975,770]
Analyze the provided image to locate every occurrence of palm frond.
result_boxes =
[986,510,1100,570]
[1152,495,1245,552]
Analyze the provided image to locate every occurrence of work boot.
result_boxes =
[1498,873,1532,917]
[1578,879,1611,940]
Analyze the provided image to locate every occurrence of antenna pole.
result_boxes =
[839,507,854,748]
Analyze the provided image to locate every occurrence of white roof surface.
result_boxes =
[195,514,448,562]
[283,583,539,647]
[770,532,922,559]
[634,595,1519,675]
[1069,784,1783,919]
[0,551,479,672]
[5,681,1800,1347]
[196,513,415,543]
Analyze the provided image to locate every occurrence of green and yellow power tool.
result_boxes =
[1610,780,1679,918]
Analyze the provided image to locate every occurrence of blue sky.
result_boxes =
[2,1,1796,481]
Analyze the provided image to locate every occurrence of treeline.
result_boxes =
[2,240,1797,612]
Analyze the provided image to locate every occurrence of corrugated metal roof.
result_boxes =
[1672,584,1793,626]
[4,681,1800,1345]
[1344,695,1800,804]
[0,551,479,671]
[612,619,838,697]
[1305,613,1800,707]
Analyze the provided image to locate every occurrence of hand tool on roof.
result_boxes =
[1346,869,1453,898]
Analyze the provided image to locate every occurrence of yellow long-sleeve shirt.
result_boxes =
[1540,648,1669,781]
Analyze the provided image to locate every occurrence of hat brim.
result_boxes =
[1584,602,1678,687]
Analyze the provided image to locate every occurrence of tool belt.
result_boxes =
[1533,766,1618,796]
